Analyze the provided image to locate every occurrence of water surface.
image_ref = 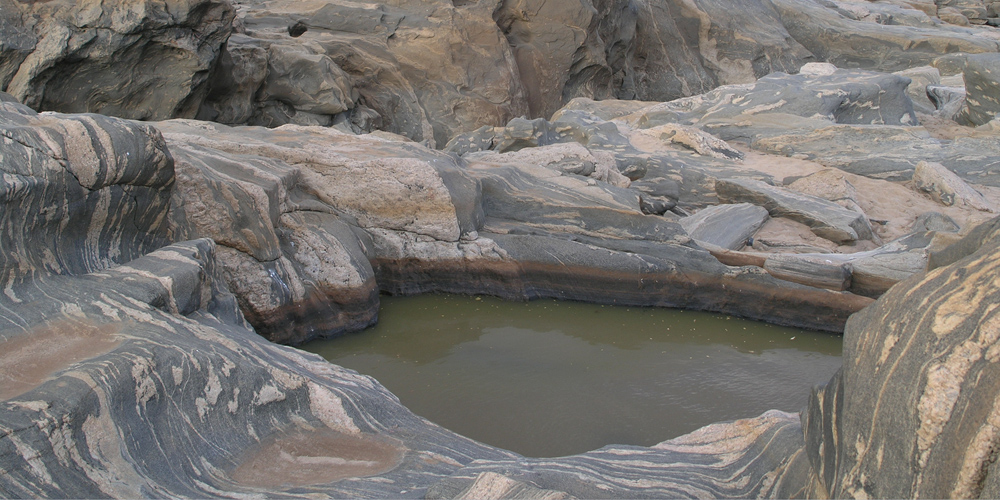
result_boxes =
[301,294,842,457]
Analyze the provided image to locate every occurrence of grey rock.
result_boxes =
[425,411,813,499]
[235,0,528,147]
[751,124,937,181]
[913,160,996,211]
[938,0,990,21]
[681,203,770,250]
[957,52,1000,126]
[926,84,967,118]
[748,123,1000,187]
[0,93,173,284]
[156,119,484,343]
[932,52,976,75]
[843,232,938,297]
[198,34,269,124]
[255,43,354,121]
[787,168,866,214]
[0,0,35,89]
[911,211,962,232]
[829,0,935,26]
[771,0,1000,72]
[764,254,852,291]
[895,66,942,115]
[804,217,1000,498]
[625,0,812,102]
[716,178,876,244]
[647,123,744,160]
[1,0,235,120]
[627,68,919,130]
[938,5,973,24]
[632,177,681,215]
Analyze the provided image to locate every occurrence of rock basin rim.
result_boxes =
[3,0,1000,498]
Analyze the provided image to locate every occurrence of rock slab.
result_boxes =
[716,178,876,244]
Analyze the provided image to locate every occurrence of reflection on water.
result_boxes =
[300,294,842,458]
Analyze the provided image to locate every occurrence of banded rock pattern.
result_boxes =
[803,217,1000,499]
[0,91,862,499]
[6,0,1000,146]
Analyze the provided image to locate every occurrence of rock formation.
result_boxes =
[3,0,1000,497]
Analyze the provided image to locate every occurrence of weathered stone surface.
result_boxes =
[804,216,1000,499]
[896,65,942,114]
[716,178,876,243]
[426,410,813,499]
[0,90,887,500]
[844,231,941,297]
[6,5,1000,490]
[926,83,967,118]
[0,95,173,285]
[231,0,528,146]
[681,203,769,250]
[938,5,972,24]
[764,254,852,291]
[156,118,483,343]
[771,0,1000,71]
[787,168,866,214]
[1,0,235,120]
[911,211,962,232]
[625,68,919,130]
[624,0,813,102]
[251,43,355,126]
[645,123,744,160]
[0,0,34,90]
[939,0,991,22]
[957,52,1000,125]
[913,160,996,211]
[750,123,1000,186]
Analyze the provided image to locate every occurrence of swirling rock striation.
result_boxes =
[3,0,1000,495]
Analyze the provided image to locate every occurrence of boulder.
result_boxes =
[157,119,483,343]
[644,123,744,160]
[926,84,967,118]
[681,203,770,250]
[913,160,996,211]
[937,5,972,24]
[957,52,1000,126]
[911,211,962,232]
[251,43,355,126]
[715,178,876,244]
[803,216,1000,498]
[0,94,173,283]
[895,65,942,114]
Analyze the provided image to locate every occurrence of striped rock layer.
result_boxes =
[2,53,1000,497]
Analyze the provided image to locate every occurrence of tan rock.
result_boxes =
[913,161,996,212]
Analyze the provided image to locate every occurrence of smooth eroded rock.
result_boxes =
[716,178,876,244]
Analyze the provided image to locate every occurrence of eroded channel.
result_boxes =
[301,294,842,458]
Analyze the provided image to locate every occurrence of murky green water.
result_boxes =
[301,294,842,458]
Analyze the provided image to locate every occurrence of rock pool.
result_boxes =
[301,294,842,457]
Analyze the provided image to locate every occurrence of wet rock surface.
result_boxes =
[4,0,1000,497]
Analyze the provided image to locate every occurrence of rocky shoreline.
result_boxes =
[3,0,1000,497]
